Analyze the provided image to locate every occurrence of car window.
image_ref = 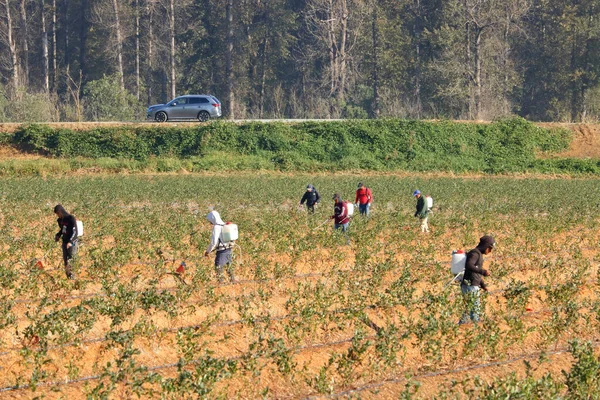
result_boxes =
[190,97,210,104]
[169,97,188,106]
[211,96,221,104]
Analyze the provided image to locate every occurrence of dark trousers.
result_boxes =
[61,241,78,278]
[215,248,236,283]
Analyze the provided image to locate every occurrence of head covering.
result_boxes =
[206,210,225,226]
[54,204,68,216]
[306,184,314,190]
[413,190,421,196]
[477,235,496,250]
[332,193,341,201]
[357,182,364,188]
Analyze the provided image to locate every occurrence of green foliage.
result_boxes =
[563,340,600,398]
[83,75,142,121]
[8,118,572,173]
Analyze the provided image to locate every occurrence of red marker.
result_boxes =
[176,262,186,275]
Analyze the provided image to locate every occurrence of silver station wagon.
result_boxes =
[147,95,222,122]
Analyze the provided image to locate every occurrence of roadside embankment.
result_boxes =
[1,118,598,175]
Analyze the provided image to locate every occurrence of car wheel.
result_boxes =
[197,111,211,122]
[155,111,168,123]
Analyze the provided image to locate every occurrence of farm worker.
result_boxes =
[300,184,321,213]
[204,210,237,284]
[53,204,78,280]
[413,190,429,233]
[355,182,372,217]
[330,193,350,232]
[459,235,495,325]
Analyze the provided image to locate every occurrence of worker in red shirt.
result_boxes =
[330,193,350,244]
[355,183,372,216]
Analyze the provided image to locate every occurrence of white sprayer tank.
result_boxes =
[76,220,84,237]
[426,195,433,210]
[220,223,238,243]
[451,250,466,274]
[346,202,354,217]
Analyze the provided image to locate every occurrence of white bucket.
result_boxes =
[451,250,466,274]
[220,223,238,243]
[426,196,433,210]
[76,219,84,237]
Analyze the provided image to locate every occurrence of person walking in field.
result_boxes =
[300,184,321,213]
[413,190,429,232]
[53,204,78,280]
[355,183,372,217]
[204,210,237,283]
[330,193,351,245]
[459,235,495,325]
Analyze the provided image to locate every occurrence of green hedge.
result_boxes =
[10,118,571,173]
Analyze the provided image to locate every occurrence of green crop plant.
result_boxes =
[1,173,600,397]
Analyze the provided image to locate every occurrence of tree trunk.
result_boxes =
[146,0,154,105]
[63,0,69,83]
[258,31,268,119]
[225,0,234,118]
[18,0,29,86]
[474,26,482,120]
[370,0,379,118]
[413,0,422,118]
[169,0,176,99]
[41,0,49,93]
[135,0,140,101]
[327,0,336,97]
[51,0,57,92]
[5,0,19,90]
[502,11,510,115]
[337,0,347,104]
[464,0,472,119]
[79,0,88,81]
[111,0,125,91]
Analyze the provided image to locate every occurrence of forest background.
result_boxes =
[0,0,599,123]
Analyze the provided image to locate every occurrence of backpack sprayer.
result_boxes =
[444,250,467,288]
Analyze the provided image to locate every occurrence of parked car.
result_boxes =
[147,95,222,122]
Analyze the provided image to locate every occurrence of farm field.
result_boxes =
[1,173,600,398]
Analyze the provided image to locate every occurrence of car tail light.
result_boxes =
[212,103,220,108]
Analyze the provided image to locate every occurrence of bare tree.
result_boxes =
[2,0,20,90]
[41,0,49,93]
[370,0,379,118]
[134,0,140,101]
[226,0,234,118]
[305,0,366,117]
[145,0,155,105]
[51,0,56,91]
[18,0,29,85]
[168,0,175,98]
[112,0,125,90]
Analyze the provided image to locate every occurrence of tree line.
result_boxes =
[0,0,599,122]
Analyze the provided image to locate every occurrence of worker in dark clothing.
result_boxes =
[413,190,429,233]
[54,204,78,279]
[300,184,321,213]
[459,235,495,324]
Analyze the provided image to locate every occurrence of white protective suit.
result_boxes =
[206,211,232,253]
